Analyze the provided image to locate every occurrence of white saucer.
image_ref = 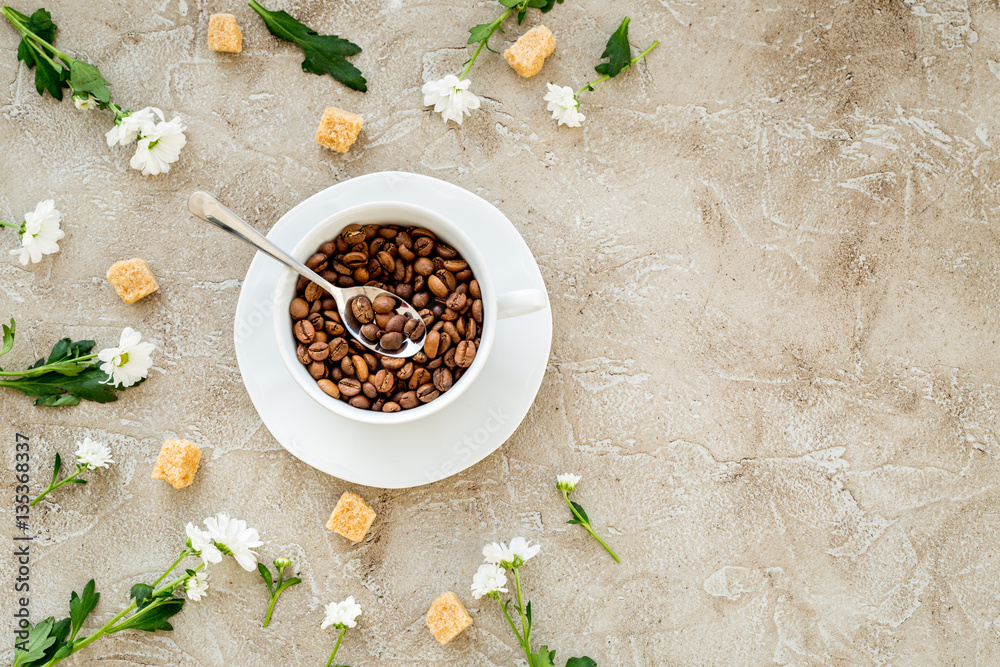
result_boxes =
[233,172,552,488]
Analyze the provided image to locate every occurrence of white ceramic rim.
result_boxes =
[273,201,498,424]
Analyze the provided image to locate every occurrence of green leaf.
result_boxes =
[129,583,155,610]
[69,580,99,637]
[566,658,597,667]
[538,0,564,12]
[47,338,95,364]
[248,1,366,92]
[12,617,56,667]
[498,0,521,7]
[34,393,82,407]
[51,452,61,485]
[570,500,591,524]
[596,16,632,78]
[7,366,120,404]
[468,22,496,44]
[67,60,111,106]
[31,617,71,667]
[1,318,15,357]
[529,645,557,667]
[66,478,87,484]
[11,8,68,100]
[114,598,184,633]
[257,562,273,594]
[276,576,302,594]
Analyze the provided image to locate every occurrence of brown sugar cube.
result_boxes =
[426,591,472,645]
[503,25,556,78]
[326,491,376,542]
[314,107,364,154]
[106,258,159,304]
[208,13,243,53]
[151,439,202,489]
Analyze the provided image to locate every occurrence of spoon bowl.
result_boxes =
[187,191,426,358]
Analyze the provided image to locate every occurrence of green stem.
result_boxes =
[512,567,531,657]
[2,7,73,62]
[0,220,22,230]
[152,550,191,588]
[29,466,83,506]
[0,353,98,377]
[459,6,513,79]
[324,627,347,667]
[497,597,528,653]
[563,490,620,562]
[575,40,661,98]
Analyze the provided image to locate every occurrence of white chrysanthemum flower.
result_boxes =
[483,536,541,568]
[471,563,508,599]
[544,84,585,127]
[422,75,481,125]
[556,473,581,492]
[321,596,362,630]
[10,199,64,266]
[184,571,209,601]
[130,115,187,176]
[203,512,263,571]
[106,107,159,147]
[97,327,155,388]
[186,523,223,565]
[75,437,113,470]
[73,94,98,111]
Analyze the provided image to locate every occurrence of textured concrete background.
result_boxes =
[2,0,1000,665]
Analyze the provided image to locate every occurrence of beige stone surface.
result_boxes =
[2,0,999,665]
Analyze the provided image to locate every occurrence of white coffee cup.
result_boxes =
[274,201,548,424]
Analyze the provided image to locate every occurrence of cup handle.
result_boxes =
[496,289,548,320]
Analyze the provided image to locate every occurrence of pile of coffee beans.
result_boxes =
[289,223,483,413]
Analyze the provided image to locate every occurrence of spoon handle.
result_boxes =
[187,191,343,306]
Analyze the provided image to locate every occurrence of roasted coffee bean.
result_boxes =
[331,367,344,382]
[382,356,406,371]
[424,330,440,358]
[290,297,310,319]
[412,291,431,309]
[373,294,396,314]
[351,296,374,323]
[442,321,460,344]
[294,320,315,344]
[416,384,440,403]
[469,280,481,299]
[374,312,392,329]
[341,355,355,376]
[382,401,401,412]
[380,331,403,351]
[377,251,395,272]
[361,323,381,341]
[343,227,366,245]
[304,281,324,302]
[338,377,362,397]
[409,368,432,391]
[472,299,483,323]
[296,345,310,365]
[433,367,453,392]
[308,361,326,379]
[371,370,392,393]
[398,391,419,409]
[397,361,414,380]
[414,257,434,276]
[343,251,367,267]
[352,355,369,383]
[455,340,476,367]
[427,275,449,298]
[306,253,328,270]
[328,337,349,362]
[313,331,328,344]
[325,320,346,336]
[308,341,330,361]
[320,241,336,255]
[349,395,371,410]
[446,292,468,311]
[317,379,340,398]
[443,259,468,272]
[362,381,378,399]
[364,352,377,368]
[395,283,413,300]
[386,314,407,333]
[443,347,457,368]
[414,236,434,256]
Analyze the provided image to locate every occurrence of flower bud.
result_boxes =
[73,94,98,111]
[274,557,292,569]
